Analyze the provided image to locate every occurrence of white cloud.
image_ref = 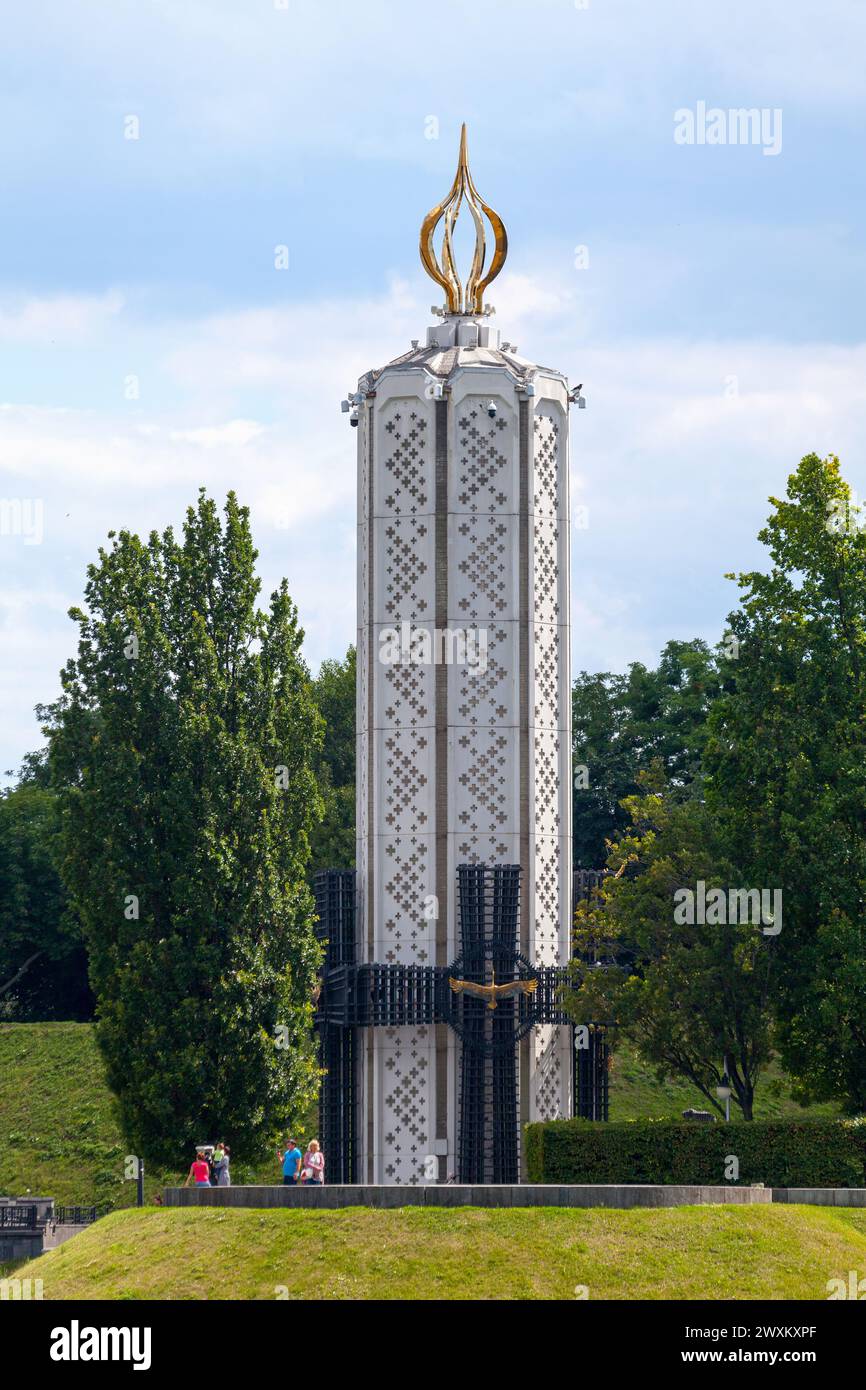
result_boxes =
[169,420,266,448]
[4,0,865,192]
[0,291,124,344]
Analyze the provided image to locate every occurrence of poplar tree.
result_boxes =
[49,491,323,1164]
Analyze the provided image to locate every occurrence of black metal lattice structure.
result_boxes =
[574,1025,610,1121]
[571,868,611,1121]
[318,961,450,1027]
[573,868,607,903]
[455,864,523,1184]
[314,862,611,1182]
[314,869,357,967]
[314,870,359,1184]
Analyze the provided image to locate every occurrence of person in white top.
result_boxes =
[302,1139,325,1185]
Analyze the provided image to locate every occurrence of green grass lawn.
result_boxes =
[608,1041,840,1123]
[0,1023,838,1210]
[13,1204,866,1300]
[0,1022,313,1208]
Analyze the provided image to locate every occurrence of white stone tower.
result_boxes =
[353,126,573,1183]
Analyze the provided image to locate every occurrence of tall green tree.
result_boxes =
[706,453,866,1113]
[568,772,776,1119]
[0,778,91,1020]
[48,491,324,1164]
[572,639,722,867]
[309,645,356,875]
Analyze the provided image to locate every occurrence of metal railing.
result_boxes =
[52,1205,100,1226]
[0,1205,38,1229]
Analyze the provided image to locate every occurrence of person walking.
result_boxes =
[302,1139,325,1185]
[279,1137,302,1186]
[217,1143,231,1187]
[184,1149,212,1188]
[211,1141,226,1184]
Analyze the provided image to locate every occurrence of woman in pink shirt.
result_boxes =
[183,1151,211,1187]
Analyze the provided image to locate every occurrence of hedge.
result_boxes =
[525,1118,866,1188]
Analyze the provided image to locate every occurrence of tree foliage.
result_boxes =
[48,491,324,1164]
[706,453,866,1112]
[0,779,91,1019]
[572,639,722,867]
[309,645,356,875]
[568,774,776,1119]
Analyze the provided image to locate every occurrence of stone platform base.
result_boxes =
[774,1188,866,1206]
[164,1183,774,1209]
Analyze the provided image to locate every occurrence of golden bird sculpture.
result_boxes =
[449,965,538,1011]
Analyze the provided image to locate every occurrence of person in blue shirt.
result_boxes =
[279,1138,302,1185]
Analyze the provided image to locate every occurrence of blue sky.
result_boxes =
[2,0,866,777]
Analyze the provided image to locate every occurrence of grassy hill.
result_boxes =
[14,1203,866,1300]
[0,1023,838,1210]
[608,1042,840,1122]
[0,1023,308,1208]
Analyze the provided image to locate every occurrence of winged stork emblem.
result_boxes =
[449,965,538,1011]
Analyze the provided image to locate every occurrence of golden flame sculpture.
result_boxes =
[419,123,508,316]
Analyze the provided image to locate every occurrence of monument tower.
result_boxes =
[318,127,582,1184]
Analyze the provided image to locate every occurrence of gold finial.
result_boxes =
[420,123,508,316]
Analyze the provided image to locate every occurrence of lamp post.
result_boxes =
[716,1058,732,1123]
